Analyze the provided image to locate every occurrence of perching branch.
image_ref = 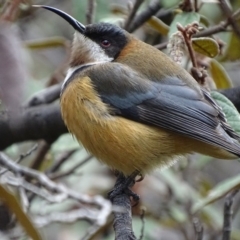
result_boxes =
[111,174,138,240]
[222,190,239,240]
[113,192,137,240]
[192,217,203,240]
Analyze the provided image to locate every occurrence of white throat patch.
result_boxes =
[62,61,108,92]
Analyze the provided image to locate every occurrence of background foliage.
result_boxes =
[1,0,240,239]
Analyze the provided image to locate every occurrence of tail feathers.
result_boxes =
[216,125,240,158]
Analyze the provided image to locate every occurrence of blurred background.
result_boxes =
[1,0,240,239]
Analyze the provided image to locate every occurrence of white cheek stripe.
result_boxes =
[61,61,110,92]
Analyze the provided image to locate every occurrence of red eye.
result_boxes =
[101,39,111,47]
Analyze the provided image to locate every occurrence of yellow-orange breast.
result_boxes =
[60,76,234,175]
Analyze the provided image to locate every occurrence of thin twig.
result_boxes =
[46,149,78,174]
[0,152,111,208]
[222,189,239,240]
[86,0,96,25]
[17,173,29,213]
[195,21,229,38]
[194,0,198,12]
[154,41,168,50]
[27,149,78,204]
[5,175,67,203]
[177,23,198,68]
[34,208,101,227]
[124,0,144,31]
[29,141,52,171]
[18,144,38,162]
[232,8,240,19]
[25,141,52,191]
[179,0,193,12]
[49,155,93,180]
[219,0,240,38]
[0,144,38,176]
[0,152,112,237]
[128,0,161,33]
[154,16,232,50]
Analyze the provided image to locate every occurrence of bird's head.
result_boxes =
[33,5,129,67]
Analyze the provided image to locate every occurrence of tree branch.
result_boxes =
[128,0,161,33]
[0,103,67,150]
[111,173,139,240]
[219,0,240,38]
[113,192,137,240]
[86,0,96,25]
[1,86,240,151]
[0,152,112,238]
[25,84,61,107]
[124,0,144,31]
[222,189,239,240]
[0,152,111,208]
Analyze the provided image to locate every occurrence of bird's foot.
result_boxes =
[108,171,143,205]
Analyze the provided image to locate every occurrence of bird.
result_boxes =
[34,5,240,177]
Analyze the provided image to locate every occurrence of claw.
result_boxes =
[109,170,142,206]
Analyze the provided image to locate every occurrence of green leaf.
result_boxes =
[209,59,233,89]
[0,184,42,240]
[199,15,210,27]
[168,12,200,37]
[147,16,169,35]
[162,0,180,8]
[221,31,240,61]
[192,174,240,213]
[211,91,240,134]
[192,37,219,58]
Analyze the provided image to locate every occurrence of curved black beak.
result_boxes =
[32,5,86,33]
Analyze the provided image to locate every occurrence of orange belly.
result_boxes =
[60,77,236,175]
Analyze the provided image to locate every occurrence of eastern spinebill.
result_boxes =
[34,5,240,175]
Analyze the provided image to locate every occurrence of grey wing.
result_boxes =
[86,62,240,156]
